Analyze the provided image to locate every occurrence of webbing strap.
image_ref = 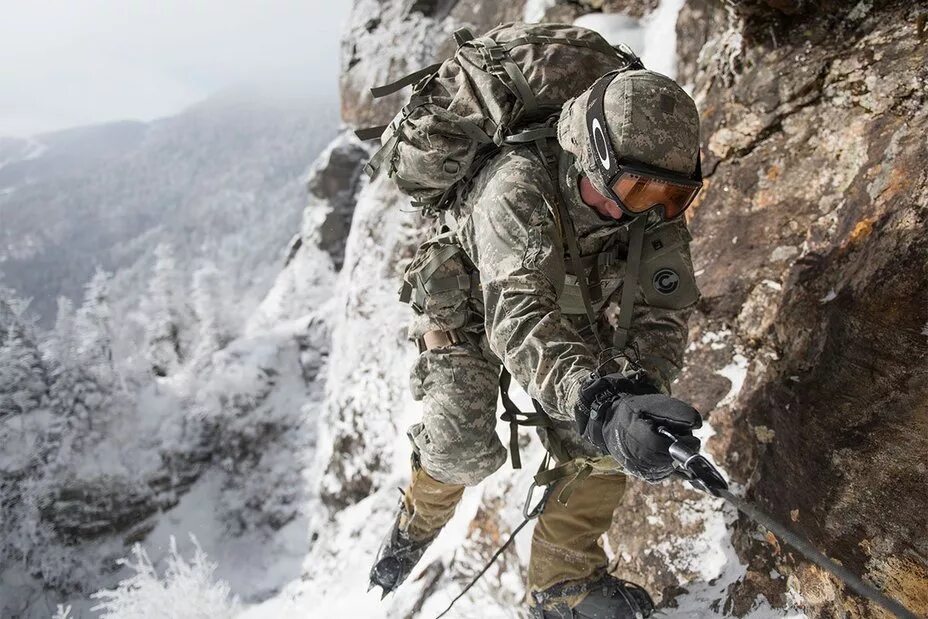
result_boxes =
[453,27,475,47]
[504,127,558,144]
[498,55,538,116]
[533,456,622,505]
[354,124,388,141]
[553,192,605,351]
[423,273,476,295]
[370,62,442,98]
[534,459,584,487]
[613,216,647,351]
[533,459,587,505]
[418,244,461,284]
[499,369,522,469]
[474,37,538,116]
[364,134,398,177]
[498,369,553,470]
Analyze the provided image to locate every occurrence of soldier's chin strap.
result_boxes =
[658,428,920,619]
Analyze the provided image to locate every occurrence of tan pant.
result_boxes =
[400,461,627,604]
[528,471,627,604]
[401,462,466,541]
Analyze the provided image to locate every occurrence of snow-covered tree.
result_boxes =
[139,243,190,377]
[41,297,76,364]
[90,536,239,619]
[0,322,48,419]
[0,290,48,420]
[190,262,232,360]
[75,268,116,374]
[49,268,126,440]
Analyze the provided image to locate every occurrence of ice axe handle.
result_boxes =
[658,426,729,496]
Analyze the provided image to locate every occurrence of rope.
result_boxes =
[718,489,920,619]
[432,515,533,619]
[433,474,553,619]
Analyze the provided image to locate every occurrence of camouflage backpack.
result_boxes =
[356,22,643,212]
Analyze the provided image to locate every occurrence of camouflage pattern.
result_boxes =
[373,22,633,210]
[398,69,701,602]
[558,69,701,196]
[407,338,507,486]
[403,139,698,485]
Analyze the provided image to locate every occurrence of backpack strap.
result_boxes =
[355,124,389,141]
[500,34,618,57]
[504,127,558,144]
[355,63,445,142]
[369,62,443,98]
[453,27,475,47]
[473,37,539,117]
[553,189,606,352]
[613,216,647,351]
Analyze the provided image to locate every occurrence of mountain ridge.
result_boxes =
[0,89,339,327]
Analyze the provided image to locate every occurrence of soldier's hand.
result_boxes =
[574,373,702,482]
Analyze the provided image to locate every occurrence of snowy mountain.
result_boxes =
[2,1,926,618]
[0,89,338,328]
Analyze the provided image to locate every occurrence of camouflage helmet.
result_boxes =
[557,69,701,197]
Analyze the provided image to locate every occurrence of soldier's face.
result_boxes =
[578,176,624,220]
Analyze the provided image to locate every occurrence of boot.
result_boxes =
[369,509,438,597]
[531,575,655,619]
[369,462,465,596]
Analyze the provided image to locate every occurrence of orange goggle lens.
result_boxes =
[612,172,701,220]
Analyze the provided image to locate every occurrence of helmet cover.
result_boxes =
[557,69,701,196]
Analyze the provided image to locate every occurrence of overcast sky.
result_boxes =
[0,1,351,137]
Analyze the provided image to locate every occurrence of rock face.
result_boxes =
[238,1,928,617]
[608,1,928,617]
[303,137,371,270]
[341,0,535,127]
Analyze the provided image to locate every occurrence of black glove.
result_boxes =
[575,373,703,482]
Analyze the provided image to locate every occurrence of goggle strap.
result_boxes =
[585,71,622,191]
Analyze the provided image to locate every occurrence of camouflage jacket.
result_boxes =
[449,144,699,423]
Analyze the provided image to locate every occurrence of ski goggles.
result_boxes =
[585,71,703,221]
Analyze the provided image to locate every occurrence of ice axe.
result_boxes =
[657,427,921,619]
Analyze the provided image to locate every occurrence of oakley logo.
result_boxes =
[653,268,680,295]
[590,117,611,171]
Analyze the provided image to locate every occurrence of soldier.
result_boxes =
[370,67,705,618]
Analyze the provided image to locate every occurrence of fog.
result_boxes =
[0,0,351,136]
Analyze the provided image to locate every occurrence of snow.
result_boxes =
[90,536,240,619]
[0,3,816,618]
[660,506,808,619]
[523,0,557,23]
[0,138,46,173]
[574,0,688,79]
[716,354,749,409]
[688,328,732,352]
